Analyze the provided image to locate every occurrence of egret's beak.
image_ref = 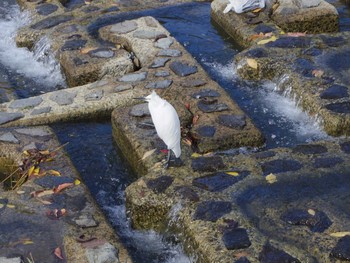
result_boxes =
[133,97,147,101]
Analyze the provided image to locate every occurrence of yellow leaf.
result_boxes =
[6,204,15,209]
[33,167,40,176]
[247,58,258,69]
[226,171,239,176]
[252,8,262,13]
[191,153,202,158]
[39,150,50,155]
[308,209,316,216]
[23,240,34,245]
[28,166,35,176]
[16,190,25,195]
[0,204,4,209]
[330,232,350,238]
[48,170,61,176]
[74,179,81,185]
[257,36,277,45]
[280,30,285,35]
[80,47,98,54]
[266,173,277,184]
[23,150,30,156]
[141,149,156,161]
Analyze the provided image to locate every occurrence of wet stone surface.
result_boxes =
[265,37,311,48]
[88,48,115,58]
[154,38,173,49]
[320,84,349,99]
[157,49,182,57]
[119,72,147,82]
[174,186,199,202]
[196,125,216,137]
[9,97,43,109]
[217,114,246,129]
[191,156,225,172]
[197,100,229,113]
[280,208,332,232]
[254,151,276,159]
[169,61,198,77]
[154,70,170,77]
[149,57,170,68]
[292,144,328,155]
[0,132,19,144]
[192,89,220,99]
[313,157,344,168]
[36,4,58,16]
[84,90,104,101]
[261,159,303,175]
[49,90,77,105]
[145,79,172,89]
[259,243,300,263]
[61,39,87,51]
[193,171,249,192]
[330,236,350,261]
[193,200,232,222]
[34,176,75,188]
[146,175,173,194]
[0,112,24,125]
[31,106,52,116]
[340,141,350,154]
[222,228,251,250]
[110,20,138,34]
[31,15,73,30]
[129,103,150,117]
[325,101,350,113]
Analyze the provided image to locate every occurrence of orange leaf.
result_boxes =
[192,115,199,125]
[312,69,324,78]
[54,247,64,260]
[53,183,73,194]
[287,32,307,37]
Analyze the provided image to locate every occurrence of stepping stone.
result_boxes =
[191,156,225,172]
[149,58,170,68]
[145,79,172,89]
[340,141,350,154]
[61,39,87,51]
[146,175,173,194]
[246,47,268,58]
[154,70,170,77]
[73,214,98,228]
[261,159,303,175]
[322,36,347,47]
[313,157,343,168]
[196,126,216,137]
[259,243,300,263]
[31,15,73,30]
[144,17,158,27]
[9,97,43,109]
[281,208,332,232]
[292,144,328,154]
[157,49,182,57]
[31,106,52,116]
[85,243,119,263]
[192,89,220,99]
[0,132,19,144]
[50,90,77,105]
[330,236,350,261]
[129,103,150,117]
[110,20,138,34]
[133,30,165,39]
[0,112,24,125]
[222,228,251,250]
[193,171,249,192]
[254,24,275,34]
[169,61,197,77]
[36,3,58,15]
[89,48,115,58]
[218,114,246,129]
[265,37,311,48]
[325,102,350,113]
[119,72,147,82]
[114,84,133,92]
[198,100,229,113]
[193,200,232,222]
[320,84,349,99]
[181,79,207,88]
[15,127,52,137]
[155,38,173,49]
[85,90,104,101]
[174,186,199,202]
[73,57,89,66]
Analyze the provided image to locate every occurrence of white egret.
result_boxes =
[135,90,181,168]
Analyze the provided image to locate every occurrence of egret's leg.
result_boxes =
[165,149,171,169]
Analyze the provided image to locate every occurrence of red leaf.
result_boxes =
[54,247,64,260]
[185,103,190,110]
[53,183,73,194]
[160,149,169,154]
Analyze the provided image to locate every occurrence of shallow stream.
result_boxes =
[0,0,350,262]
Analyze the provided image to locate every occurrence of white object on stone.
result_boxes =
[223,0,265,14]
[85,242,119,263]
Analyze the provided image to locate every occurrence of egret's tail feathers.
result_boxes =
[171,143,181,158]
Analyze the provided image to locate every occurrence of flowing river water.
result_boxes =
[0,0,349,262]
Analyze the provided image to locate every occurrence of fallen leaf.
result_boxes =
[247,58,258,69]
[249,32,264,41]
[54,247,64,260]
[192,115,200,125]
[47,169,61,176]
[183,138,192,146]
[6,204,15,209]
[39,150,50,155]
[31,189,54,198]
[80,238,107,249]
[330,232,350,238]
[272,2,280,12]
[287,32,307,37]
[141,149,156,161]
[80,47,97,54]
[266,173,277,184]
[308,209,316,216]
[257,36,277,45]
[234,251,248,259]
[191,153,202,158]
[185,103,190,110]
[33,167,40,176]
[74,179,81,185]
[160,149,169,154]
[28,166,35,177]
[17,190,25,195]
[23,150,30,156]
[312,69,324,78]
[137,179,147,188]
[0,204,4,209]
[252,8,262,13]
[226,171,239,176]
[47,208,66,220]
[36,197,52,205]
[22,239,34,245]
[53,183,73,194]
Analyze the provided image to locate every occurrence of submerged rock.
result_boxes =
[292,144,328,154]
[9,97,42,109]
[146,175,173,194]
[217,114,246,129]
[169,61,198,77]
[325,102,350,113]
[320,84,349,99]
[31,15,73,30]
[222,228,251,250]
[191,156,225,172]
[196,125,216,137]
[261,159,303,175]
[174,186,199,202]
[61,39,87,51]
[259,243,300,263]
[193,200,232,222]
[330,236,350,261]
[313,157,344,168]
[36,4,58,16]
[0,112,24,125]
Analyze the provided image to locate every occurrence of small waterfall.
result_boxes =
[0,4,65,92]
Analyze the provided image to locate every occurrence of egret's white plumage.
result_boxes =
[144,91,181,160]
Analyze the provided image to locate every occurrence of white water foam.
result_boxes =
[0,3,65,88]
[202,60,329,145]
[98,191,193,263]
